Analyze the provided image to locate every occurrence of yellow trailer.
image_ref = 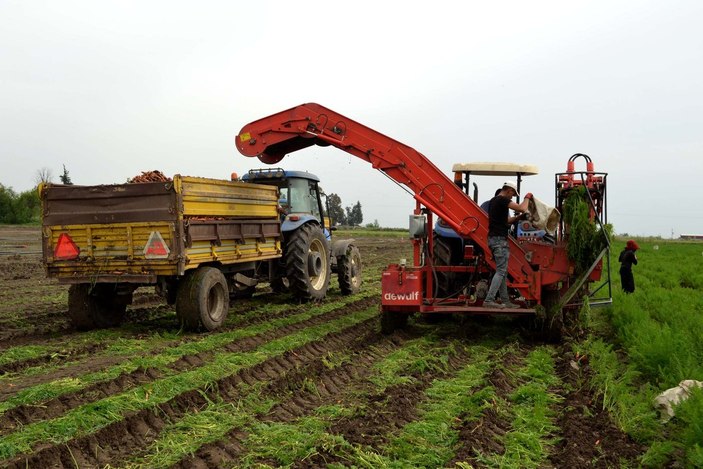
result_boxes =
[41,175,282,331]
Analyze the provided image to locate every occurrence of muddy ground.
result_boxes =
[0,225,644,468]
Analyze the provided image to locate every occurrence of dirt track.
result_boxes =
[0,226,643,468]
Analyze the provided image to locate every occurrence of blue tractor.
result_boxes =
[241,168,362,301]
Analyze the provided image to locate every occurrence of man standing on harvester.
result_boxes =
[483,182,532,309]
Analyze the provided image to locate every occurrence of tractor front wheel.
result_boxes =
[338,244,362,295]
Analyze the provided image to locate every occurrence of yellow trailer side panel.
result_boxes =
[178,176,279,219]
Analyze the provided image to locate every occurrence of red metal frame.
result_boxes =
[236,103,604,313]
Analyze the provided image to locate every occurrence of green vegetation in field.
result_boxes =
[0,292,376,417]
[382,356,493,467]
[335,228,408,238]
[127,331,472,468]
[476,347,560,469]
[586,239,703,466]
[0,306,378,461]
[0,345,53,367]
[238,343,496,468]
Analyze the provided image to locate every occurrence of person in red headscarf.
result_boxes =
[619,240,639,293]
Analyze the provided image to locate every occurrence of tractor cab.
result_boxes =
[242,168,332,238]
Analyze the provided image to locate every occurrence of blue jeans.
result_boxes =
[486,236,510,303]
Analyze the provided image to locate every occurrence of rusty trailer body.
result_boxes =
[41,175,282,331]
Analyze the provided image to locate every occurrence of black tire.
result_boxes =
[176,267,229,331]
[432,236,455,298]
[68,283,127,331]
[270,276,290,293]
[284,223,331,301]
[537,289,564,342]
[381,310,409,334]
[338,244,362,295]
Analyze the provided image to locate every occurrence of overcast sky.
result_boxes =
[2,1,702,237]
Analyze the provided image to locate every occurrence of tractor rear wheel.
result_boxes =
[176,267,229,331]
[338,244,362,295]
[285,223,331,301]
[68,283,128,330]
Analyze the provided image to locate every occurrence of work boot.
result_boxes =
[502,302,521,309]
[483,300,506,309]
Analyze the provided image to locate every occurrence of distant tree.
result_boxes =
[17,189,41,222]
[345,201,363,226]
[0,184,16,224]
[0,184,39,224]
[34,167,53,186]
[365,219,380,229]
[327,193,346,225]
[59,165,73,185]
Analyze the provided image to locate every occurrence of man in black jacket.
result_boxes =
[483,182,531,309]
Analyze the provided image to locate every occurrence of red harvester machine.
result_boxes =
[236,103,611,336]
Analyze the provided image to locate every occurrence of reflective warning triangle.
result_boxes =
[144,231,170,258]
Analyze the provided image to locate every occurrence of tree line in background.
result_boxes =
[326,193,364,227]
[0,166,72,224]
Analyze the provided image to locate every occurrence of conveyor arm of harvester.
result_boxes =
[235,103,535,288]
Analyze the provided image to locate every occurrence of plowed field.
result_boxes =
[0,226,644,468]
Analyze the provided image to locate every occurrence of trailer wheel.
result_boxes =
[176,267,229,331]
[68,284,127,330]
[338,244,362,295]
[285,223,331,301]
[381,310,409,334]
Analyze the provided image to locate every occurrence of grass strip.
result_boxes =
[476,346,561,469]
[379,349,493,467]
[239,345,495,468]
[0,291,376,416]
[124,332,455,468]
[0,345,54,368]
[0,305,378,461]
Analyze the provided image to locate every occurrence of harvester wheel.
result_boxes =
[338,244,362,295]
[285,223,331,301]
[381,310,409,334]
[537,289,564,342]
[68,283,127,330]
[176,267,229,331]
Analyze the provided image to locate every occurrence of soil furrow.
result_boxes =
[448,346,529,467]
[0,342,108,376]
[548,345,645,468]
[323,348,476,451]
[0,297,377,434]
[167,327,417,469]
[2,308,379,468]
